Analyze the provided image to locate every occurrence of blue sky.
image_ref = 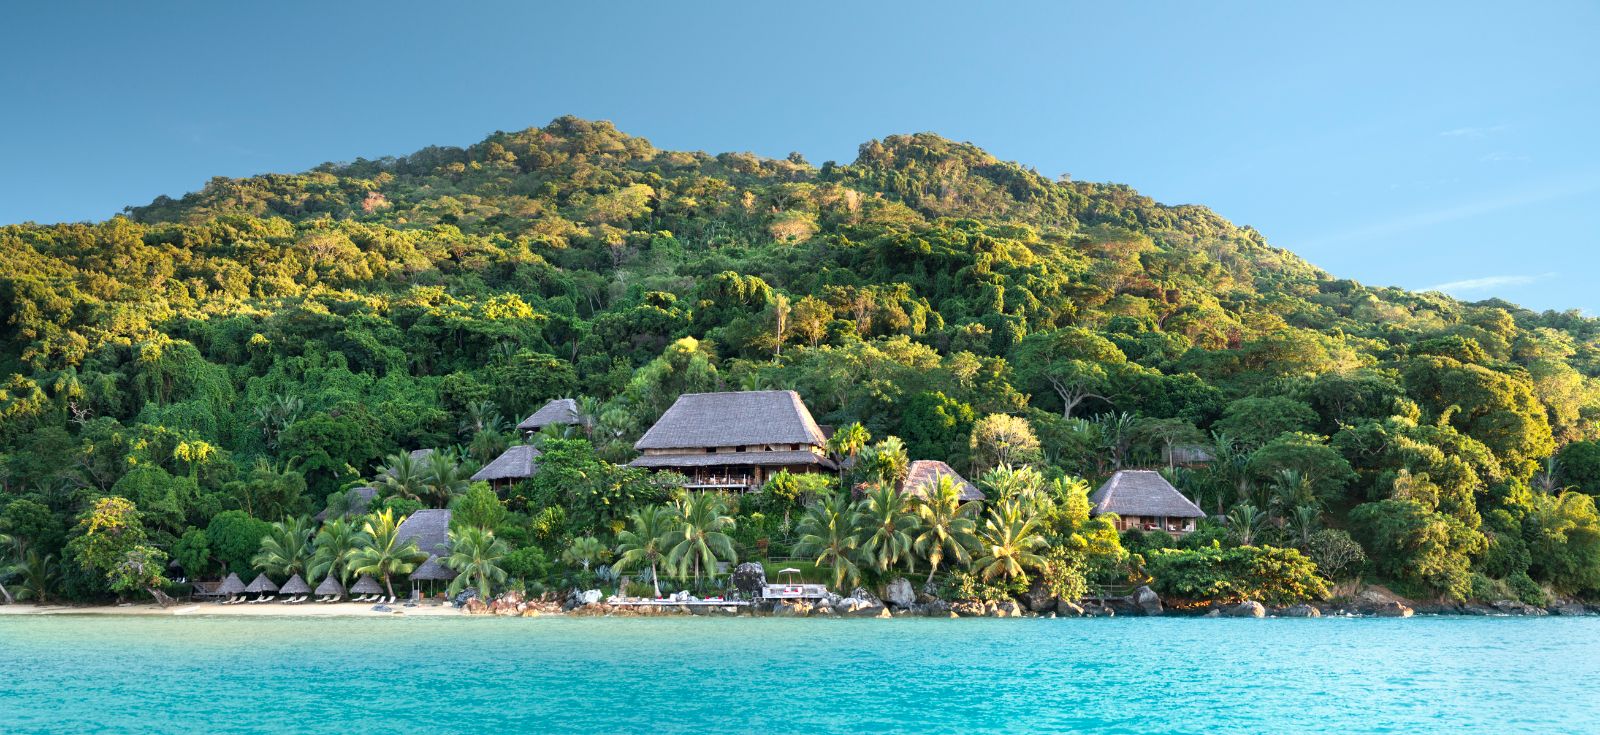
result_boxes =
[3,1,1597,312]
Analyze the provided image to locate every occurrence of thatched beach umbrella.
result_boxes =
[279,573,311,597]
[314,576,346,600]
[244,573,280,595]
[215,573,246,598]
[350,574,383,597]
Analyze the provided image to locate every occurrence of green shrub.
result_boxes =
[1146,544,1329,605]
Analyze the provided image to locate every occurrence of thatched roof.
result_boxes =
[350,574,383,594]
[634,390,828,450]
[279,573,311,595]
[469,444,541,482]
[900,460,983,502]
[517,398,581,431]
[629,450,835,469]
[397,509,451,557]
[314,576,346,597]
[1091,470,1206,519]
[410,555,457,581]
[244,573,280,593]
[215,572,246,596]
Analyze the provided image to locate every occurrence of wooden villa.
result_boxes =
[628,390,837,492]
[518,398,581,436]
[469,444,541,492]
[1090,470,1206,535]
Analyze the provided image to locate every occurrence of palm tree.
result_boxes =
[375,452,429,503]
[422,450,475,508]
[1227,503,1267,546]
[0,533,14,604]
[347,509,428,600]
[972,501,1047,585]
[251,515,314,578]
[912,476,979,586]
[613,505,679,597]
[666,492,738,587]
[858,436,910,490]
[794,492,862,591]
[562,536,608,573]
[459,400,508,439]
[1269,469,1316,521]
[853,485,921,574]
[12,550,57,603]
[308,517,367,585]
[1286,504,1321,549]
[826,422,871,482]
[575,395,604,438]
[445,526,509,599]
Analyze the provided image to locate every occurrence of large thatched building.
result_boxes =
[900,460,983,502]
[1090,470,1206,535]
[629,390,836,491]
[396,509,451,557]
[518,398,581,435]
[470,445,541,492]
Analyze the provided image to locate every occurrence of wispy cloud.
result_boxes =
[1424,273,1554,293]
[1439,124,1509,138]
[1480,151,1530,163]
[1297,173,1600,249]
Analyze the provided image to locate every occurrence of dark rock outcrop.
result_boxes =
[1131,586,1163,616]
[1227,601,1266,618]
[730,562,767,597]
[1280,604,1321,618]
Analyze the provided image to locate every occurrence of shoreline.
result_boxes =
[1,601,1592,619]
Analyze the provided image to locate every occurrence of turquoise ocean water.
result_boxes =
[2,615,1597,734]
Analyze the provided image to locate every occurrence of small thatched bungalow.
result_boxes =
[350,575,383,597]
[244,573,279,595]
[469,445,541,492]
[410,555,456,598]
[629,390,836,491]
[1090,470,1206,535]
[517,398,582,435]
[215,572,246,599]
[397,509,451,557]
[900,460,984,502]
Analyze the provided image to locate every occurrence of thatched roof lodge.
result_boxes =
[410,555,456,582]
[469,444,541,491]
[1090,470,1206,535]
[215,572,246,597]
[517,398,582,433]
[397,509,451,557]
[628,390,836,491]
[900,460,983,502]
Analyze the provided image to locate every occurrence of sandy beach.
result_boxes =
[0,602,467,617]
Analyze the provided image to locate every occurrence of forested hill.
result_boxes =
[3,116,1600,604]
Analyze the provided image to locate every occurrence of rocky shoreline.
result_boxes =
[455,583,1599,620]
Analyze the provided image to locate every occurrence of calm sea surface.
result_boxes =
[2,614,1596,734]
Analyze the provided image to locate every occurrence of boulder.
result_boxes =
[1131,586,1163,616]
[875,607,893,619]
[730,562,767,597]
[1203,609,1222,618]
[882,578,917,610]
[922,599,951,616]
[1054,599,1086,617]
[774,602,811,617]
[837,597,862,612]
[464,598,489,614]
[1280,604,1321,618]
[1375,601,1414,618]
[850,587,883,607]
[1548,601,1589,616]
[1226,601,1266,618]
[994,600,1023,618]
[578,589,602,606]
[849,604,886,617]
[951,600,986,617]
[1022,580,1055,613]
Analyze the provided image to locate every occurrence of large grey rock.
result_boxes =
[882,578,916,609]
[1054,598,1086,617]
[1022,580,1055,613]
[578,589,602,605]
[850,587,883,607]
[1131,586,1163,616]
[1375,601,1414,618]
[1281,604,1321,618]
[1227,601,1266,618]
[774,602,811,617]
[848,604,886,617]
[1548,601,1589,616]
[730,562,767,597]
